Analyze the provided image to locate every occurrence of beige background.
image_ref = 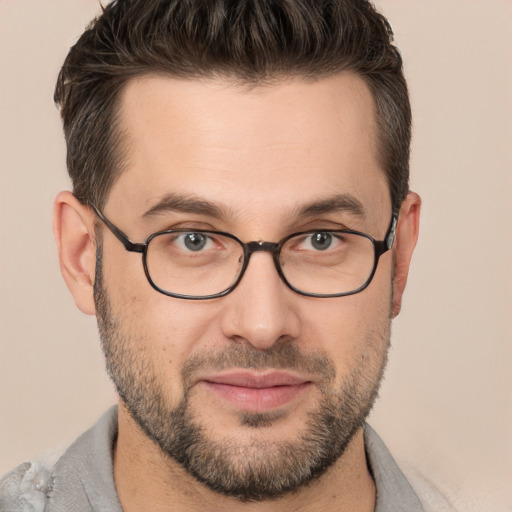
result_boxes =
[1,1,511,510]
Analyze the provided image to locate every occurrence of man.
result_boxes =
[0,1,451,511]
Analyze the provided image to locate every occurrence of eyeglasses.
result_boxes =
[91,204,398,300]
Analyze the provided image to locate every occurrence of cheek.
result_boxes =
[104,252,224,371]
[299,279,392,378]
[116,297,217,353]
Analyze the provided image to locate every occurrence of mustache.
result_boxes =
[181,342,336,383]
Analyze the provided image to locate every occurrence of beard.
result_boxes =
[94,247,390,502]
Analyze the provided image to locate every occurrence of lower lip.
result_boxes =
[202,381,312,412]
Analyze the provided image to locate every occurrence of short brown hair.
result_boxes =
[55,0,411,210]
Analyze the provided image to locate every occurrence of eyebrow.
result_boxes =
[296,193,366,219]
[142,192,365,222]
[142,193,227,219]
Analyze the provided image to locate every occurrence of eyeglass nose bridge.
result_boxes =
[236,239,287,289]
[243,240,282,269]
[246,240,280,254]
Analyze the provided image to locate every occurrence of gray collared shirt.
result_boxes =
[1,406,429,512]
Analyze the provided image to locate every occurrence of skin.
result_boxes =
[54,73,420,512]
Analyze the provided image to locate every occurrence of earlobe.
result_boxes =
[53,191,97,315]
[391,191,421,318]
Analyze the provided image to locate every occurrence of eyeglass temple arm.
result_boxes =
[385,212,399,250]
[89,203,146,253]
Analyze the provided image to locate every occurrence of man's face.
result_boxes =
[96,73,394,500]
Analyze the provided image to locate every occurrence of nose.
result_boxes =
[220,251,301,350]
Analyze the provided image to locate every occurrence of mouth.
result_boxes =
[199,371,314,412]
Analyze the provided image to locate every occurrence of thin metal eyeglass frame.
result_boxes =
[90,203,398,300]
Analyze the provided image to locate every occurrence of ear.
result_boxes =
[391,191,421,318]
[53,191,97,315]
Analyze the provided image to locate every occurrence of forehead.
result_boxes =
[109,73,390,227]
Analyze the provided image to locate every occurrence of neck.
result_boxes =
[113,404,376,512]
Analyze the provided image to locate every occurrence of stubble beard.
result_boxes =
[94,248,391,502]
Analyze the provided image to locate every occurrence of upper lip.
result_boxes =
[200,370,312,388]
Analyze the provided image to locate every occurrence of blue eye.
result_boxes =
[183,233,208,251]
[309,232,333,251]
[291,232,347,253]
[172,232,214,252]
